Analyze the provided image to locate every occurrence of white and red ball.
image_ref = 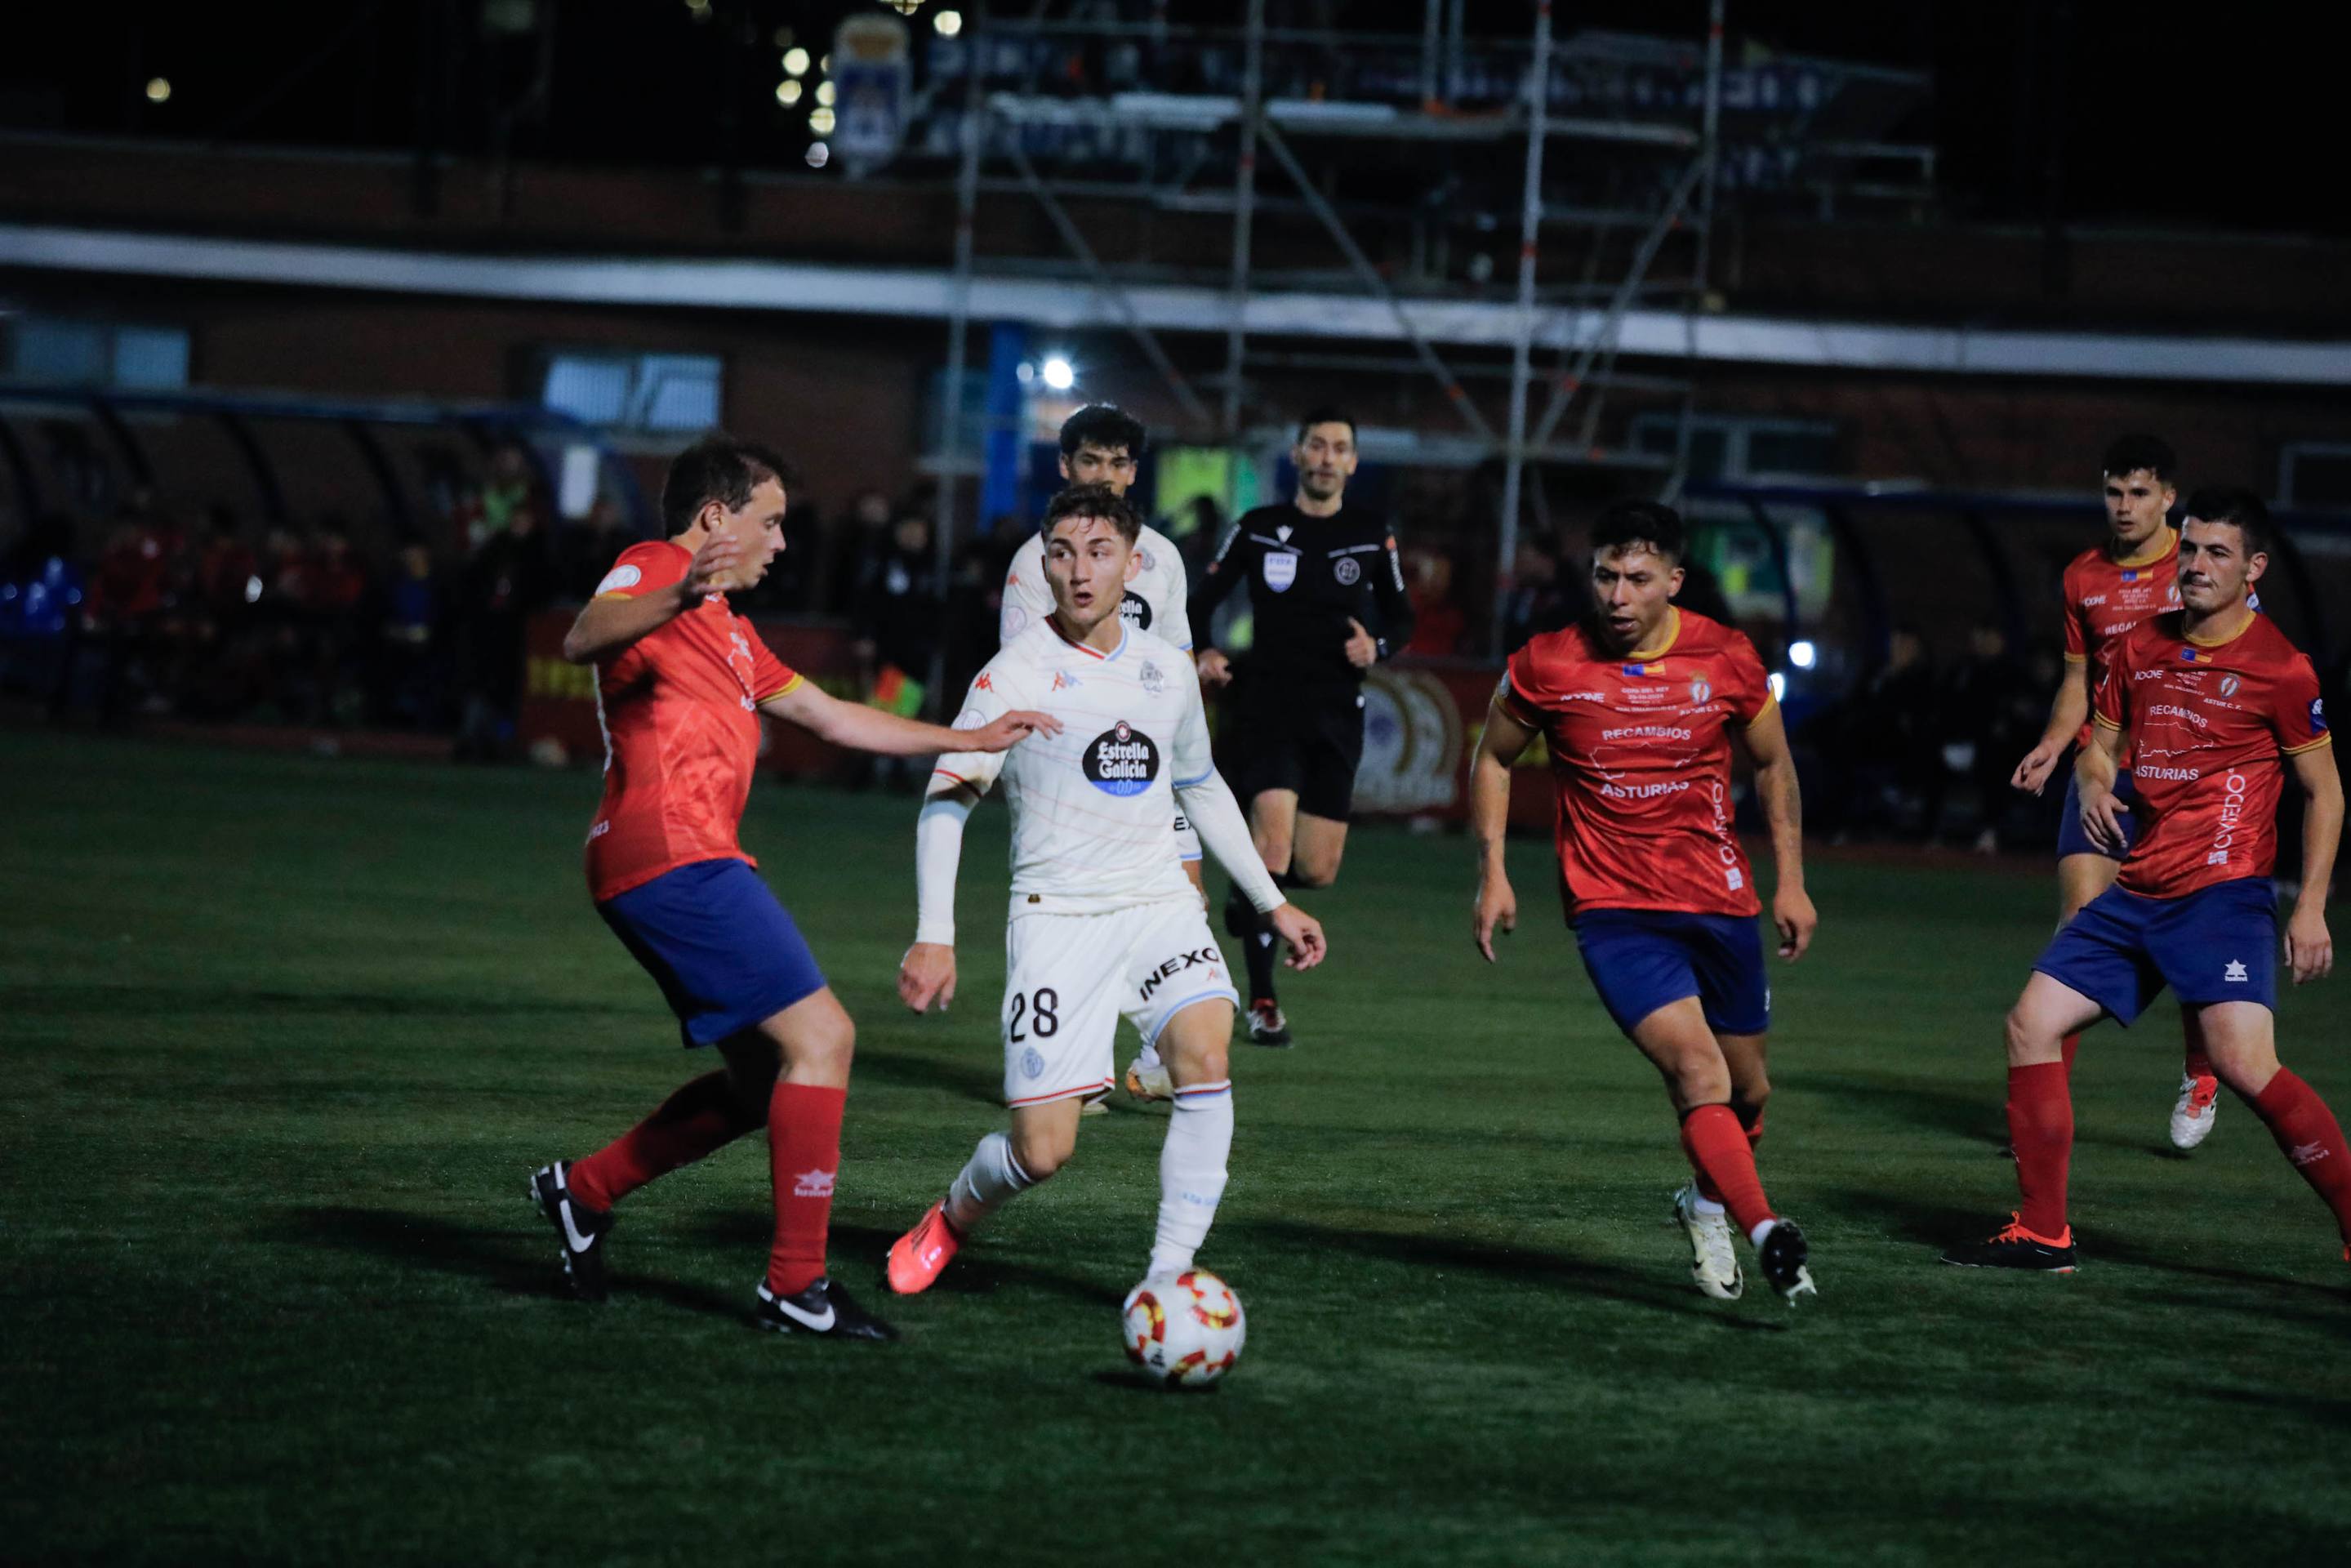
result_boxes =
[1120,1270,1245,1388]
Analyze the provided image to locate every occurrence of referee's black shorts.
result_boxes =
[1219,680,1366,823]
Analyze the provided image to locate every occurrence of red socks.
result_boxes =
[765,1082,847,1296]
[1681,1104,1774,1236]
[2249,1069,2351,1245]
[1694,1107,1765,1207]
[2007,1062,2074,1238]
[2184,1041,2216,1081]
[569,1070,764,1213]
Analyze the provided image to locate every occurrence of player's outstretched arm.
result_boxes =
[2286,743,2341,984]
[1470,694,1536,962]
[2075,717,2131,853]
[900,778,983,1013]
[762,681,1061,756]
[2013,659,2090,795]
[561,532,742,663]
[1740,702,1817,960]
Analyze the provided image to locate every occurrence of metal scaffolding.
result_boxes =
[921,2,1920,654]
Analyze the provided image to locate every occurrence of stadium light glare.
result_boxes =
[1768,671,1788,702]
[145,78,172,105]
[1040,355,1076,391]
[806,142,830,169]
[809,106,836,136]
[935,9,964,34]
[885,0,924,15]
[776,80,802,107]
[782,47,810,76]
[1789,639,1817,670]
[815,81,836,108]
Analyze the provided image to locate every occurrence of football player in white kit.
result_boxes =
[886,483,1326,1297]
[999,405,1201,1107]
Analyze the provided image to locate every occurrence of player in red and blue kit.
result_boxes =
[2010,434,2231,1149]
[528,436,1056,1339]
[1470,501,1822,1304]
[1950,490,2346,1272]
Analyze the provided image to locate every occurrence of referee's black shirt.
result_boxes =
[1189,503,1417,688]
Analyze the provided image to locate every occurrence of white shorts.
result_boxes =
[1173,809,1202,864]
[1001,898,1238,1107]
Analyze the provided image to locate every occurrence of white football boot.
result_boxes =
[2170,1072,2221,1151]
[1671,1183,1744,1300]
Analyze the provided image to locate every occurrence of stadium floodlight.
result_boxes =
[776,80,802,107]
[1769,671,1788,702]
[1789,639,1817,670]
[809,106,836,136]
[1040,355,1076,391]
[935,9,964,34]
[782,47,810,76]
[145,78,171,104]
[884,0,924,14]
[806,142,830,169]
[815,81,836,108]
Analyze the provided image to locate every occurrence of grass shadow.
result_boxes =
[848,1047,1006,1107]
[664,1214,1120,1309]
[1781,1069,2156,1156]
[269,1204,742,1321]
[1239,1218,1786,1330]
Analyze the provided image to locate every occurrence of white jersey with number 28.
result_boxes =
[934,619,1209,917]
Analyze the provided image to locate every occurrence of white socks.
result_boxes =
[945,1131,1034,1233]
[1148,1080,1234,1276]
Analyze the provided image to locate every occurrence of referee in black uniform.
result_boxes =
[1191,407,1414,1045]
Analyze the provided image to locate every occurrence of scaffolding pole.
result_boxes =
[1494,1,1554,658]
[1664,0,1726,503]
[1220,0,1265,439]
[928,2,987,710]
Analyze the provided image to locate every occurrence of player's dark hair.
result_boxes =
[2182,487,2272,555]
[661,434,795,536]
[1058,404,1147,461]
[1589,499,1687,564]
[2101,434,2177,484]
[1040,481,1142,546]
[1295,406,1357,444]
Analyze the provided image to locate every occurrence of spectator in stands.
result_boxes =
[450,500,554,761]
[850,509,943,787]
[376,540,445,728]
[1498,535,1567,653]
[1403,545,1466,657]
[1827,624,1943,840]
[1937,619,2038,853]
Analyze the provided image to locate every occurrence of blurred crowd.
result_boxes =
[0,452,2302,857]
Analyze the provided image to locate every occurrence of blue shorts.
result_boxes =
[2056,771,2140,861]
[1572,908,1771,1038]
[598,859,828,1048]
[2034,877,2278,1025]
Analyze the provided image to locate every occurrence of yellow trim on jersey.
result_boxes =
[1738,692,1779,727]
[593,590,639,601]
[2111,527,2178,570]
[2283,733,2334,755]
[2062,651,2086,663]
[1626,607,1682,664]
[2092,711,2123,729]
[2185,608,2257,648]
[758,673,804,703]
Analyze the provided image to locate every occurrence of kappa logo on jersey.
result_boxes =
[1052,669,1084,692]
[1120,589,1154,629]
[1334,556,1361,586]
[1262,551,1298,592]
[1083,720,1161,795]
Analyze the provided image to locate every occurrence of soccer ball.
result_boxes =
[1120,1270,1245,1388]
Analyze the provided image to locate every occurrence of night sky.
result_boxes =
[2,2,2338,236]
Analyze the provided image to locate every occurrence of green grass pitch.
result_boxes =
[5,728,2348,1566]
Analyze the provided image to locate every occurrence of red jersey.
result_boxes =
[1503,608,1774,919]
[2093,609,2330,898]
[2061,532,2180,754]
[585,541,804,902]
